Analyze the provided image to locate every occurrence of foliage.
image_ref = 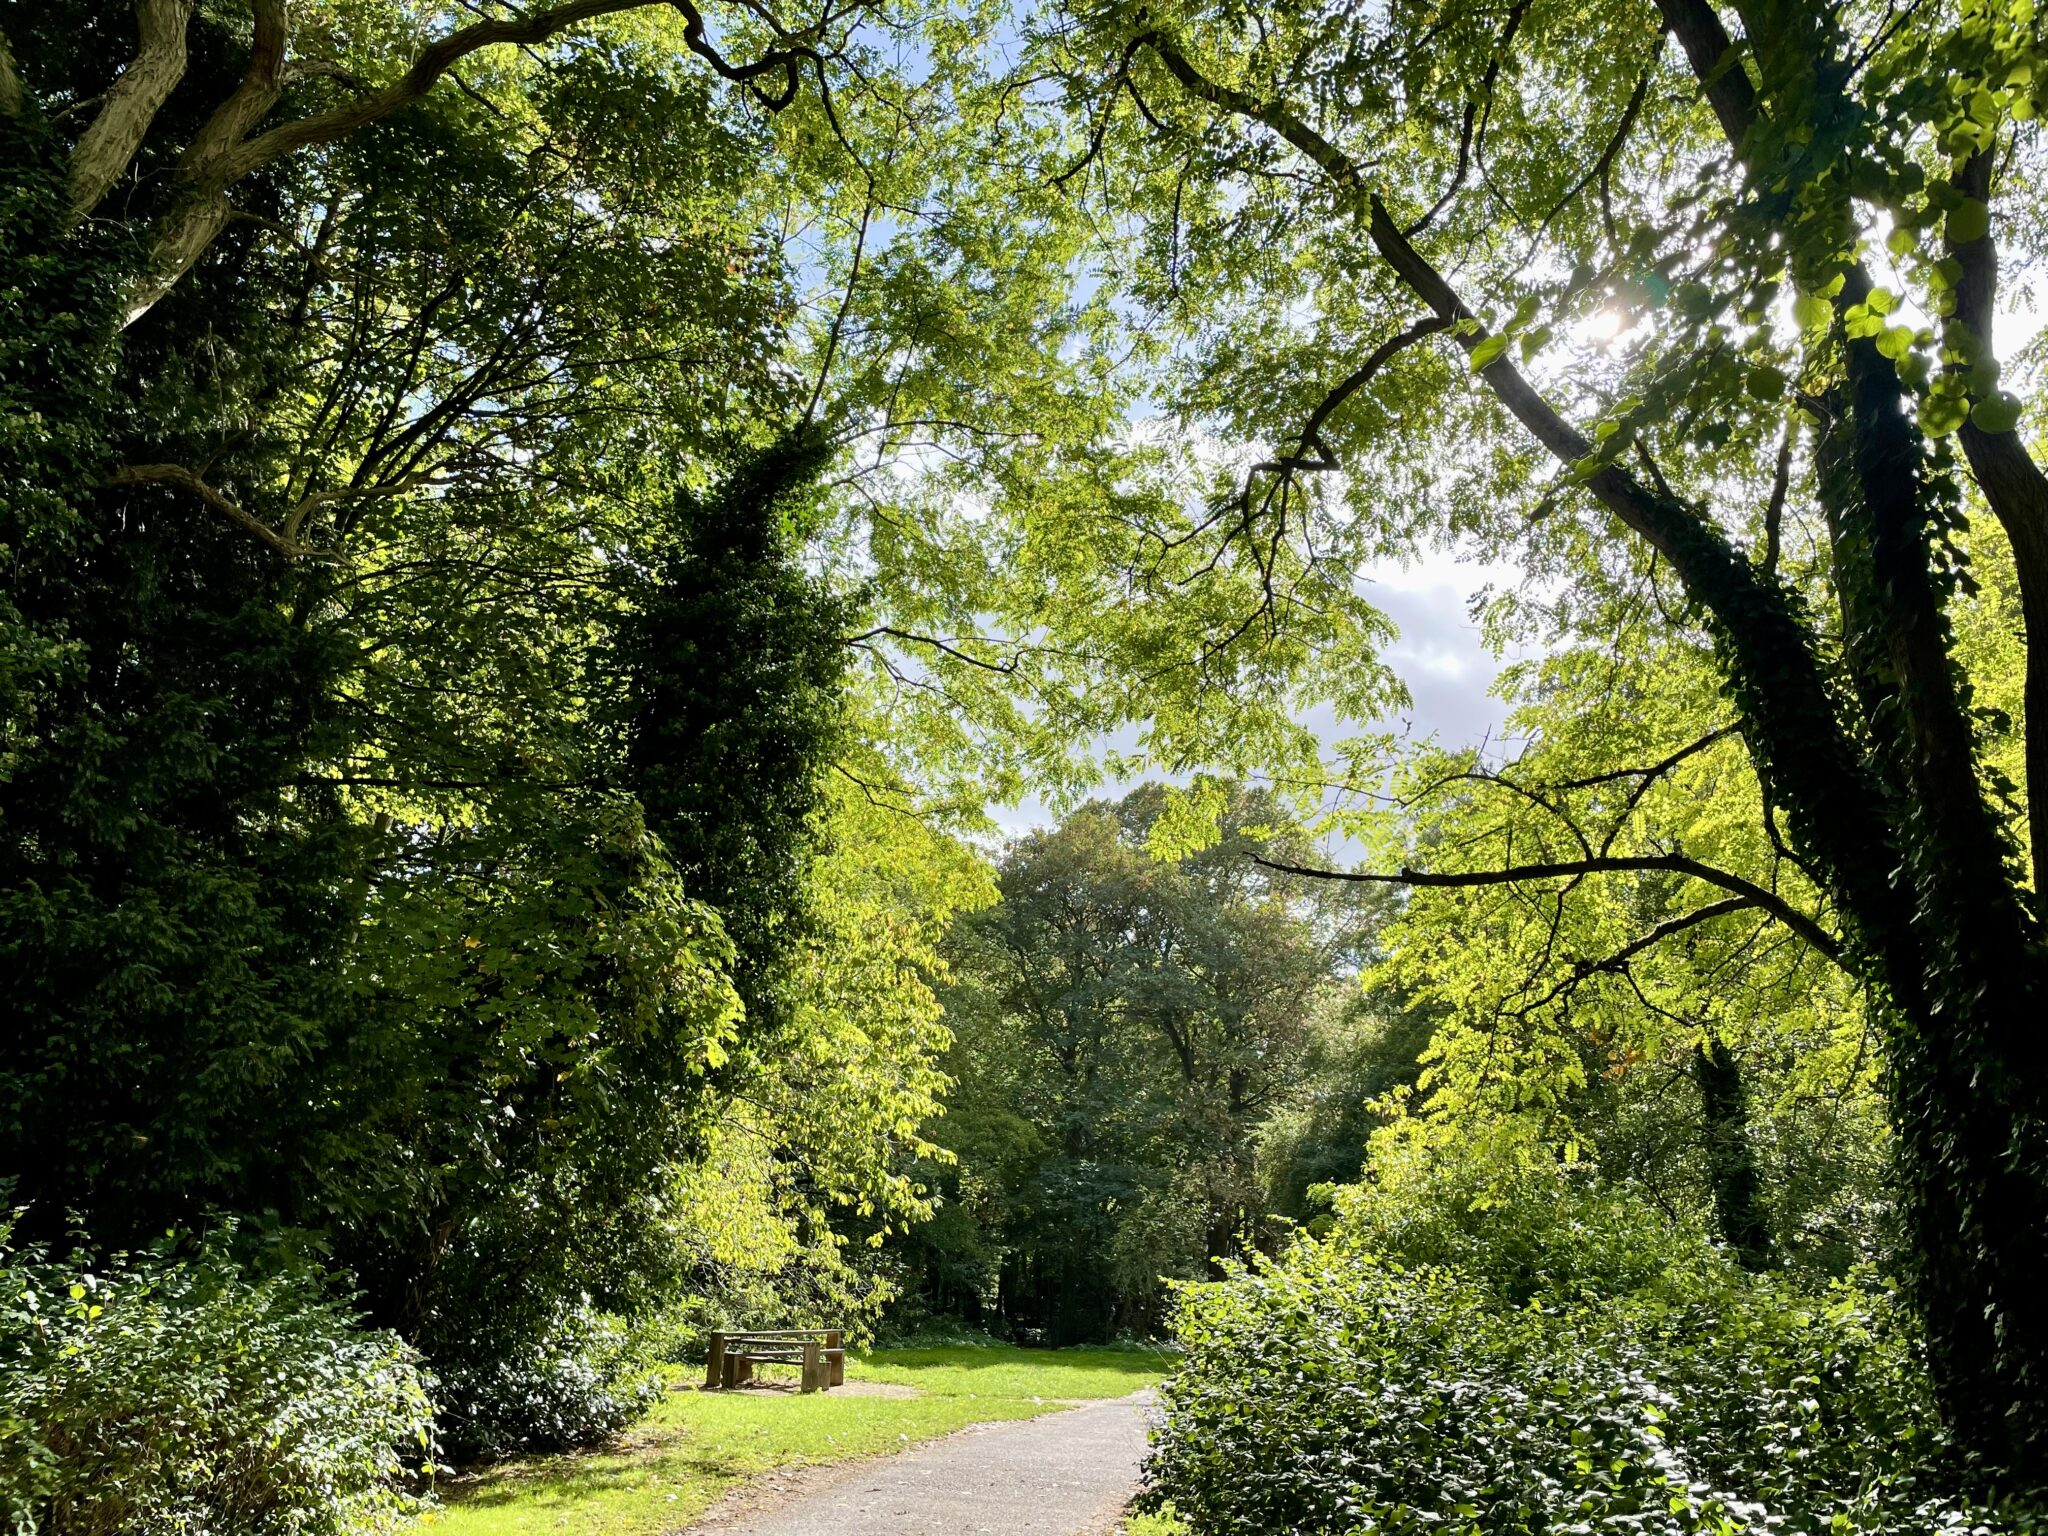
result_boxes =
[430,1303,658,1466]
[6,0,2048,1492]
[0,1232,434,1536]
[1031,0,2048,1467]
[2,0,1393,1465]
[1146,1148,2032,1535]
[1360,629,1887,1272]
[2,0,963,1452]
[915,783,1398,1340]
[1253,987,1436,1225]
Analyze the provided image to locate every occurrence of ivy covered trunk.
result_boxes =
[1691,1038,1773,1273]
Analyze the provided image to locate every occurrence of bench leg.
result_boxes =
[827,1331,843,1387]
[705,1332,727,1391]
[801,1340,823,1393]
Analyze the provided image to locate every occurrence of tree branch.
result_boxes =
[68,0,195,217]
[1580,895,1755,975]
[178,0,291,174]
[1137,25,1918,1016]
[1248,849,1842,963]
[120,0,824,326]
[1949,144,2048,890]
[845,626,1019,674]
[103,463,318,558]
[1762,427,1791,575]
[1253,315,1451,478]
[1402,0,1532,238]
[1511,895,1759,1020]
[1648,0,2026,983]
[1546,724,1741,792]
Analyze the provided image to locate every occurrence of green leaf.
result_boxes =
[1970,393,2023,434]
[1746,366,1789,401]
[1946,198,1991,244]
[1469,334,1510,371]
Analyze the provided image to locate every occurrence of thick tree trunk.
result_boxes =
[1814,390,2048,1483]
[1950,147,2048,891]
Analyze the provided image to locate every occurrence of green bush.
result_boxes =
[0,1236,435,1535]
[429,1300,660,1464]
[1144,1155,2039,1534]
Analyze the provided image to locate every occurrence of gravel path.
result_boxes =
[686,1394,1154,1536]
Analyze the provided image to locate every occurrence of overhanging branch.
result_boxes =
[120,0,834,325]
[103,463,319,559]
[1249,849,1843,964]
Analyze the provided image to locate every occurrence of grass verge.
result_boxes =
[419,1343,1171,1536]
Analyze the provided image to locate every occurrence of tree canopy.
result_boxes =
[4,0,2048,1516]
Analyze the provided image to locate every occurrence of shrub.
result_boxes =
[428,1300,661,1464]
[1144,1156,2041,1534]
[0,1235,435,1536]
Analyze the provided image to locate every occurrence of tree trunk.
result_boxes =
[1690,1036,1773,1271]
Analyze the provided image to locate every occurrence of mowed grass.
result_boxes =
[419,1343,1172,1536]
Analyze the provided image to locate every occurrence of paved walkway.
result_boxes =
[688,1394,1153,1536]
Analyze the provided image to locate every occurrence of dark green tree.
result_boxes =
[925,784,1379,1339]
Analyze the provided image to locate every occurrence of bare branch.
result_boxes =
[1762,428,1791,575]
[1402,0,1532,238]
[804,177,875,429]
[1512,894,1757,1019]
[1528,37,1660,253]
[1248,849,1843,963]
[1578,895,1754,976]
[846,626,1020,674]
[1254,315,1451,479]
[103,463,321,559]
[1546,724,1740,792]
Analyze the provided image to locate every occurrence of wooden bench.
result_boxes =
[704,1329,845,1393]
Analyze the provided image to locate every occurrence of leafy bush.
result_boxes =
[428,1300,661,1464]
[0,1236,434,1536]
[1144,1155,2039,1534]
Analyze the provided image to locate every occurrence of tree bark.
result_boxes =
[67,0,195,218]
[0,28,24,119]
[1950,147,2048,891]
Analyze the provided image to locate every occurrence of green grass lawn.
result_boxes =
[419,1343,1172,1536]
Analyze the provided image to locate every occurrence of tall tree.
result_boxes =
[933,783,1373,1339]
[1043,0,2048,1474]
